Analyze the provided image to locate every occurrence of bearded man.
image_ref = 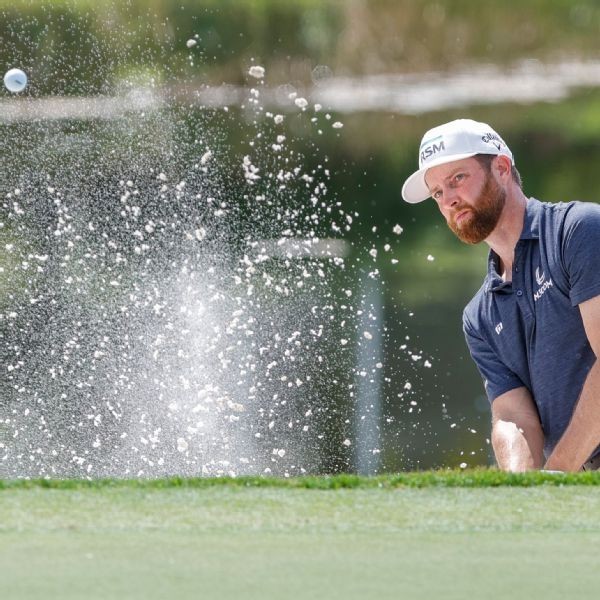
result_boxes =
[402,119,600,472]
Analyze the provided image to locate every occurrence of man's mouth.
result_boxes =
[454,209,471,224]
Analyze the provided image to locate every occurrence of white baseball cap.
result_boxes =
[401,119,514,204]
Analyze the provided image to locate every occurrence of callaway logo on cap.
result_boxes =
[401,119,514,204]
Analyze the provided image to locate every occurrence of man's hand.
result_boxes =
[544,295,600,471]
[491,387,545,471]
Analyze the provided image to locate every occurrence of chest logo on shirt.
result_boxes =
[535,268,545,286]
[534,267,554,301]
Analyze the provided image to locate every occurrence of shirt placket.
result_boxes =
[513,240,533,320]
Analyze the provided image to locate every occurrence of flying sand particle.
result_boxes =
[200,150,213,165]
[248,65,265,79]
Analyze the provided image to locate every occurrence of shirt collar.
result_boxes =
[485,197,542,292]
[519,197,542,240]
[486,251,510,293]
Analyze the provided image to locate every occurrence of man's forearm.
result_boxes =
[545,359,600,471]
[492,418,544,472]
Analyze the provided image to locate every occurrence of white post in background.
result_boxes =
[354,268,383,475]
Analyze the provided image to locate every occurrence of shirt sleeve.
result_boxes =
[562,202,600,307]
[463,312,525,403]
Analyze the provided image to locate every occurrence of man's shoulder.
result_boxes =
[525,199,600,254]
[535,200,600,255]
[537,198,600,227]
[560,199,600,226]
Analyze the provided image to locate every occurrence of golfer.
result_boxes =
[402,119,600,472]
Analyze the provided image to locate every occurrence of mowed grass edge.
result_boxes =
[4,470,600,600]
[2,468,600,490]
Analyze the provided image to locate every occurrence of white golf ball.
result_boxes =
[4,68,28,93]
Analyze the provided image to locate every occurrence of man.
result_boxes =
[401,119,600,472]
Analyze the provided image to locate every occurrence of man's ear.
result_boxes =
[493,154,513,182]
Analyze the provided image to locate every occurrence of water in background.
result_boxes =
[2,2,600,477]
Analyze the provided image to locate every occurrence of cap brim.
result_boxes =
[401,152,478,204]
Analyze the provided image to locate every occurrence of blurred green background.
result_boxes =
[1,0,600,472]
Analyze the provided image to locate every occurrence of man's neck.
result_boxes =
[486,191,528,281]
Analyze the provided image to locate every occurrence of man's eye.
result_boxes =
[454,173,465,183]
[432,190,442,200]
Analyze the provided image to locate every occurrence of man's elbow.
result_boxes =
[491,418,526,455]
[491,418,544,471]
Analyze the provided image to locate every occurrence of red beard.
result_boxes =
[448,173,506,244]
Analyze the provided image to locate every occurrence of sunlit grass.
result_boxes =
[3,471,600,599]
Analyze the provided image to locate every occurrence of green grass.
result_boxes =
[2,468,600,490]
[0,468,600,491]
[2,470,600,599]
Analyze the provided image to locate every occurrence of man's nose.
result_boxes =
[441,186,460,210]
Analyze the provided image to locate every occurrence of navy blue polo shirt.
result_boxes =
[463,197,600,458]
